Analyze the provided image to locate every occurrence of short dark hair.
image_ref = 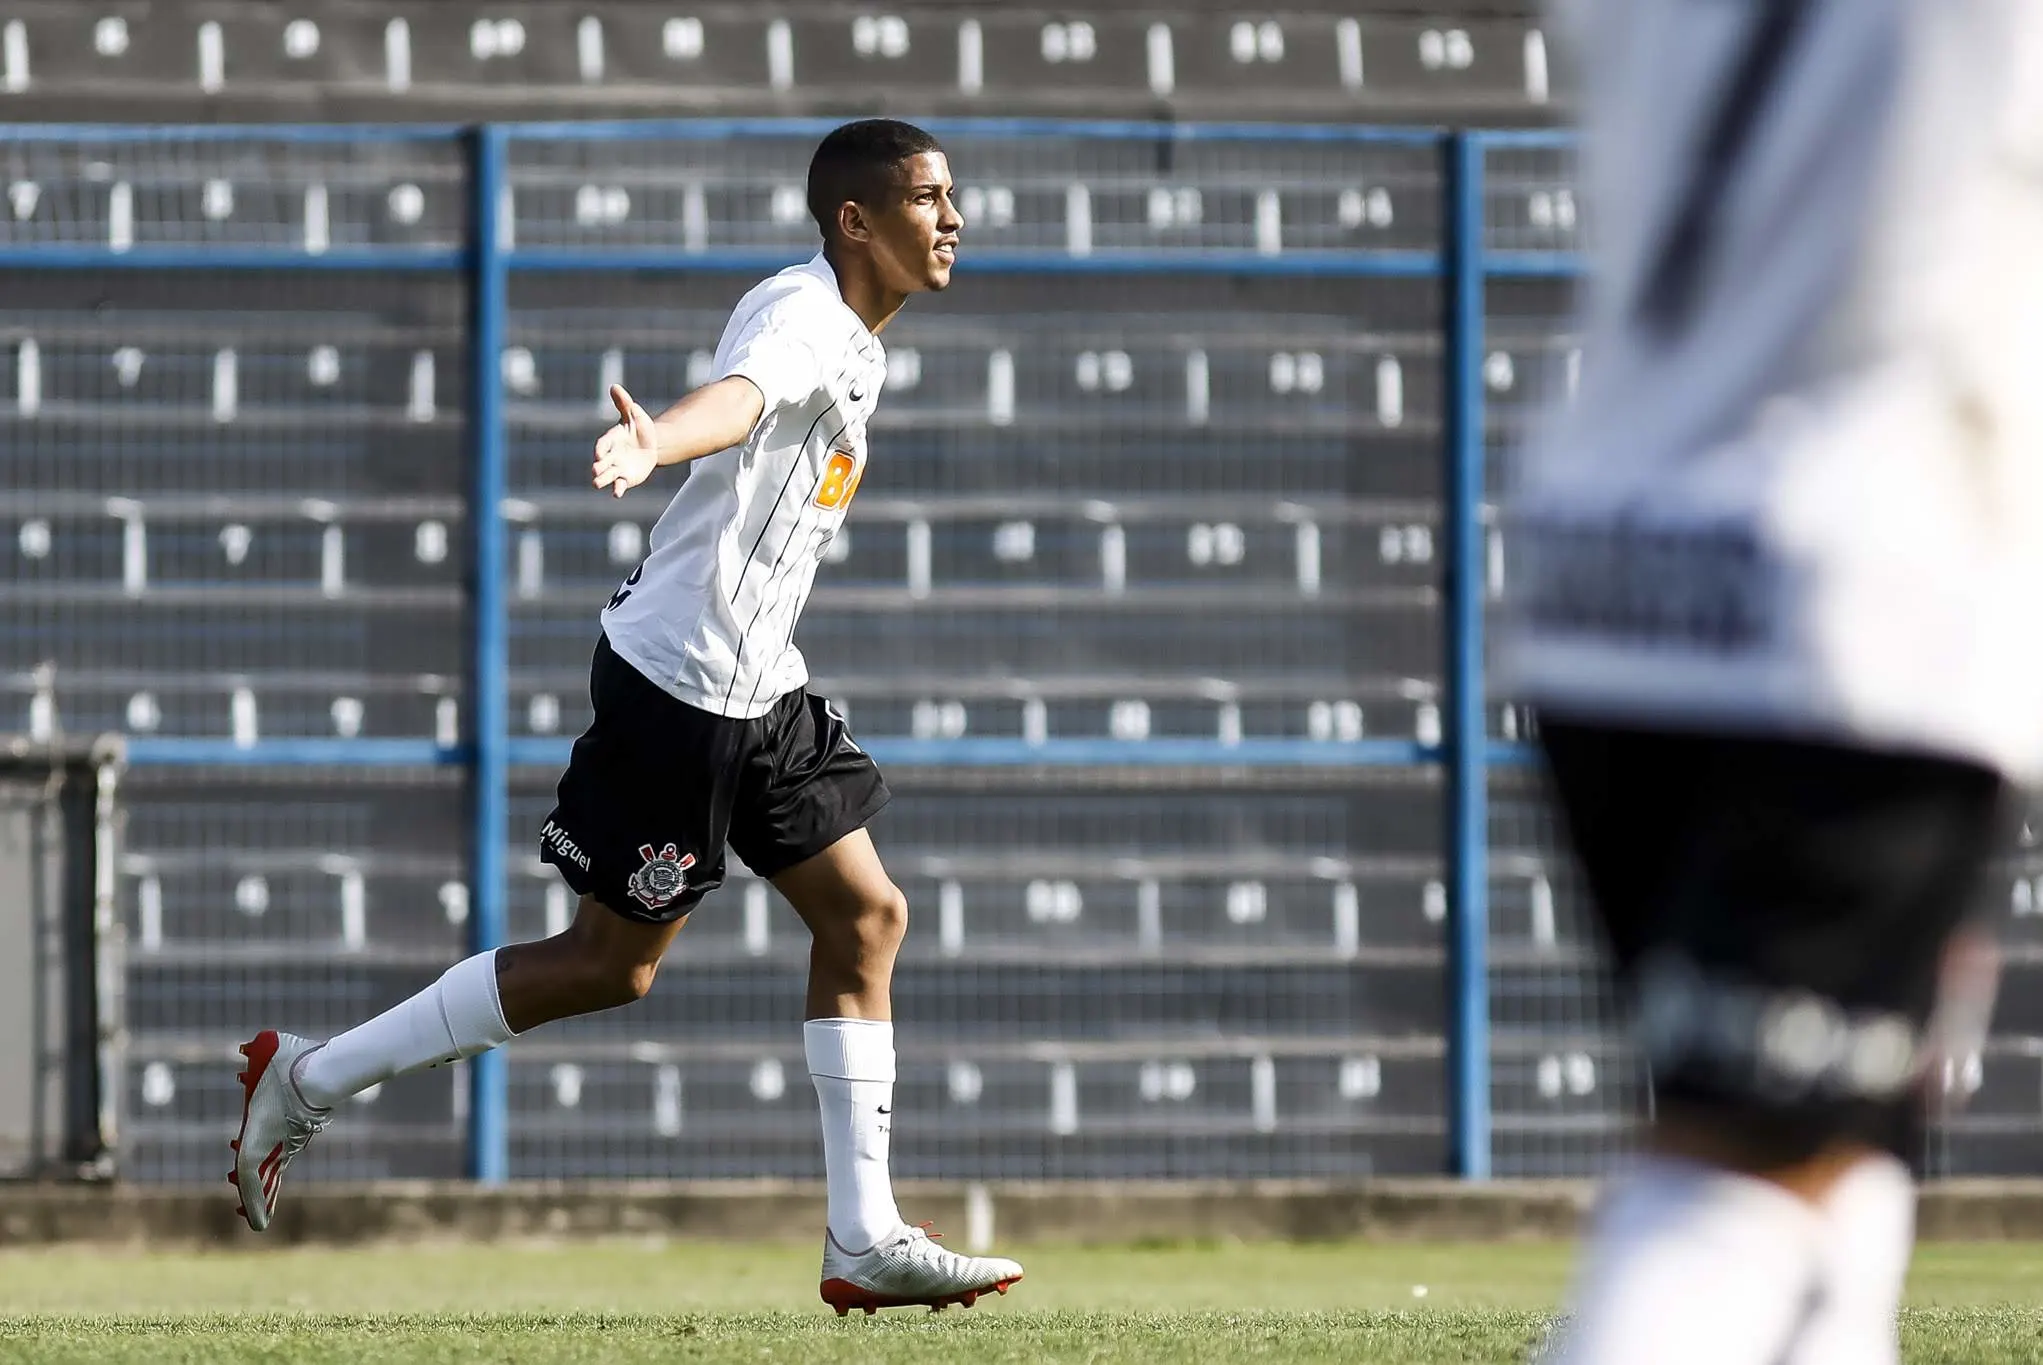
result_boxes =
[806,119,944,243]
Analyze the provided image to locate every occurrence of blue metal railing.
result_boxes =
[1442,134,1491,1180]
[8,120,1584,1181]
[469,125,513,1183]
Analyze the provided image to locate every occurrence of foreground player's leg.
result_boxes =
[774,830,1023,1313]
[1551,1134,1913,1365]
[1544,1128,1857,1365]
[1794,1152,1914,1365]
[232,899,684,1231]
[1535,724,2006,1365]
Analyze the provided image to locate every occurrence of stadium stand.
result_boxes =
[0,2,1563,123]
[4,2,2029,1188]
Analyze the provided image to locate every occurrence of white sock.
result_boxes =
[1545,1156,1827,1365]
[1791,1154,1915,1365]
[805,1017,904,1251]
[294,950,515,1109]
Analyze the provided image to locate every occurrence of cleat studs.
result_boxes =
[996,1282,1010,1295]
[863,1306,876,1317]
[961,1293,977,1308]
[834,1305,848,1318]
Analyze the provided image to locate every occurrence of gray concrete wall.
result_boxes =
[7,1179,2040,1248]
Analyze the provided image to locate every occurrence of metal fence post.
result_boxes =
[1443,132,1492,1180]
[468,124,511,1184]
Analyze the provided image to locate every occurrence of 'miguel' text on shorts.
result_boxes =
[541,820,592,871]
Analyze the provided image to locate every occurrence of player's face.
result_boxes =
[871,152,962,294]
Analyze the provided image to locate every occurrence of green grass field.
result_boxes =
[3,1240,2042,1363]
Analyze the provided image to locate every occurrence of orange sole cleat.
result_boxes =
[821,1273,1023,1317]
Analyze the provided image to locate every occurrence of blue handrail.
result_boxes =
[468,126,513,1186]
[1442,134,1491,1180]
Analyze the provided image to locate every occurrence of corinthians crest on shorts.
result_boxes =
[627,843,697,910]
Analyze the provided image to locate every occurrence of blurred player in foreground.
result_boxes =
[1507,3,2043,1362]
[229,119,1025,1314]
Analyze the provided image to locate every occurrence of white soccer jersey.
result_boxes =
[1504,0,2043,777]
[601,255,887,718]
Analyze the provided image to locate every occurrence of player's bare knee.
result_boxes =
[567,953,655,1011]
[851,884,909,954]
[805,884,907,979]
[615,957,661,1004]
[543,928,656,1011]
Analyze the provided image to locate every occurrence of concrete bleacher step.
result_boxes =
[498,683,1438,751]
[121,954,1446,1042]
[0,135,466,250]
[10,664,1439,745]
[3,599,464,674]
[0,4,1566,125]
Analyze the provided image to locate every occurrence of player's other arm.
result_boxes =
[591,378,765,498]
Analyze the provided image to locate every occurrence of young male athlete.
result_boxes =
[1508,4,2043,1363]
[229,119,1024,1314]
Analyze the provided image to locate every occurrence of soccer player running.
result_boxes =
[229,119,1024,1314]
[1509,4,2043,1363]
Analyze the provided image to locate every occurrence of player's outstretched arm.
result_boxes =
[592,379,766,497]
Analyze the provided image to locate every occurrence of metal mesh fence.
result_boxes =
[1471,228,1631,1175]
[1928,797,2043,1176]
[117,765,468,1182]
[482,125,1453,1178]
[1,267,470,738]
[0,131,471,1182]
[0,132,466,251]
[504,767,1447,1179]
[23,120,2019,1187]
[0,123,1468,1183]
[1471,132,2039,1177]
[503,130,1445,258]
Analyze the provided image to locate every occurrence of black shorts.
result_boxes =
[538,634,890,924]
[1538,717,2008,1159]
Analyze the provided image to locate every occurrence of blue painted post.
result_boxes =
[1443,133,1492,1180]
[467,125,511,1185]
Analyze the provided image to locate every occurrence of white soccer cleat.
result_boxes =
[229,1029,331,1232]
[820,1222,1024,1315]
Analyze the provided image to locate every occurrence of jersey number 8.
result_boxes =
[814,450,866,511]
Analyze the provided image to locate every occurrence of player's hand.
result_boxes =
[592,384,660,498]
